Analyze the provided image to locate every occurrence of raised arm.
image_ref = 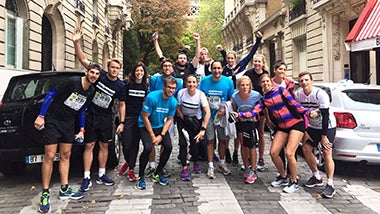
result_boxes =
[192,33,201,68]
[152,32,164,60]
[236,31,263,73]
[216,44,227,66]
[72,29,91,68]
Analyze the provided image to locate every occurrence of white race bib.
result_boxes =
[92,91,112,108]
[64,92,87,111]
[208,96,221,110]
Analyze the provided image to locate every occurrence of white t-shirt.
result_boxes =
[295,87,336,129]
[177,88,209,119]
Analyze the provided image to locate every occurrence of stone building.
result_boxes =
[0,0,132,73]
[222,0,379,84]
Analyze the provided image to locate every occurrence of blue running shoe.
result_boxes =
[39,192,50,213]
[59,186,84,200]
[152,173,169,186]
[80,178,92,192]
[134,177,146,190]
[96,174,114,186]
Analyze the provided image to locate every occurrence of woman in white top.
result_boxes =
[177,75,211,181]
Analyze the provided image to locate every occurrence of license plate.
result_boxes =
[378,144,380,152]
[25,153,60,164]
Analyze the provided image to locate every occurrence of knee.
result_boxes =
[60,150,71,161]
[85,142,95,151]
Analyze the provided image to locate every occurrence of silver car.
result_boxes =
[313,81,380,165]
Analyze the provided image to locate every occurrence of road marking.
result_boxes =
[193,174,244,214]
[107,178,153,214]
[20,184,74,214]
[344,184,380,213]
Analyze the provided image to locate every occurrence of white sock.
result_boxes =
[220,159,225,165]
[327,178,334,186]
[84,171,91,179]
[149,162,156,168]
[98,168,106,177]
[208,162,214,168]
[313,171,321,180]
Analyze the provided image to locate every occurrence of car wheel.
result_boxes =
[314,144,325,171]
[0,162,26,176]
[107,117,121,169]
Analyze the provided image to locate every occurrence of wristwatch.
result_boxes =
[200,127,206,131]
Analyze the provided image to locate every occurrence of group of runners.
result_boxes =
[34,30,337,213]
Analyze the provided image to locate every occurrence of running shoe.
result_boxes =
[283,180,299,193]
[193,163,201,174]
[320,184,336,199]
[218,163,231,175]
[59,186,84,200]
[213,153,219,161]
[128,169,137,182]
[271,175,290,187]
[80,178,92,192]
[243,167,249,179]
[134,177,146,190]
[181,169,191,181]
[304,176,323,188]
[152,173,169,186]
[257,158,266,172]
[245,170,257,184]
[232,151,239,166]
[119,162,129,176]
[96,174,114,186]
[207,167,216,179]
[39,192,51,213]
[162,167,172,178]
[145,166,156,178]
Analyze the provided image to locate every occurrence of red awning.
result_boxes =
[345,0,380,52]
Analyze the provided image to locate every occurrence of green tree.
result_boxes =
[130,0,190,73]
[188,0,225,60]
[123,27,140,78]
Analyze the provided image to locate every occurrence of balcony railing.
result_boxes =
[92,14,100,28]
[289,1,306,22]
[75,0,85,15]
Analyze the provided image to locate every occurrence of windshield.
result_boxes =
[3,76,67,102]
[342,89,380,111]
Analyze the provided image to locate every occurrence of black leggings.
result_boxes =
[178,118,200,166]
[138,127,173,177]
[121,116,140,169]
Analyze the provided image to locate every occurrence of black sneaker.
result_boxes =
[225,149,232,163]
[304,176,323,188]
[321,184,336,198]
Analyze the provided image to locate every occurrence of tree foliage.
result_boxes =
[130,0,190,73]
[188,0,225,61]
[123,27,140,77]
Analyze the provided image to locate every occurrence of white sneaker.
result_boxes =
[283,181,299,193]
[207,167,216,179]
[218,164,231,175]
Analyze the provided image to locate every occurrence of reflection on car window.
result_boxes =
[6,76,62,102]
[343,89,380,111]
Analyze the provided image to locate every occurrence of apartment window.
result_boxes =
[5,0,23,69]
[293,37,307,76]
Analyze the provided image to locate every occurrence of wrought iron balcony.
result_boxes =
[75,0,85,15]
[289,0,306,22]
[92,14,100,28]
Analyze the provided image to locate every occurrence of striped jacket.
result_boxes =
[238,86,309,129]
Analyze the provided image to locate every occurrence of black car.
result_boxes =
[0,71,121,176]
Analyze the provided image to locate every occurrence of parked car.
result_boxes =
[311,81,380,167]
[0,71,122,176]
[0,68,35,101]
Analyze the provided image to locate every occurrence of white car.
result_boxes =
[0,68,35,101]
[313,80,380,165]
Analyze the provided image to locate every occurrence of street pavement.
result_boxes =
[1,133,380,214]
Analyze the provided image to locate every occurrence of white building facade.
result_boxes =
[1,0,132,72]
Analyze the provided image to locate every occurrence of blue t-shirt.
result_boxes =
[137,90,178,128]
[200,75,234,121]
[232,90,262,112]
[148,74,183,97]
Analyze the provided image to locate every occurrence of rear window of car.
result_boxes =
[342,89,380,111]
[3,76,67,102]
